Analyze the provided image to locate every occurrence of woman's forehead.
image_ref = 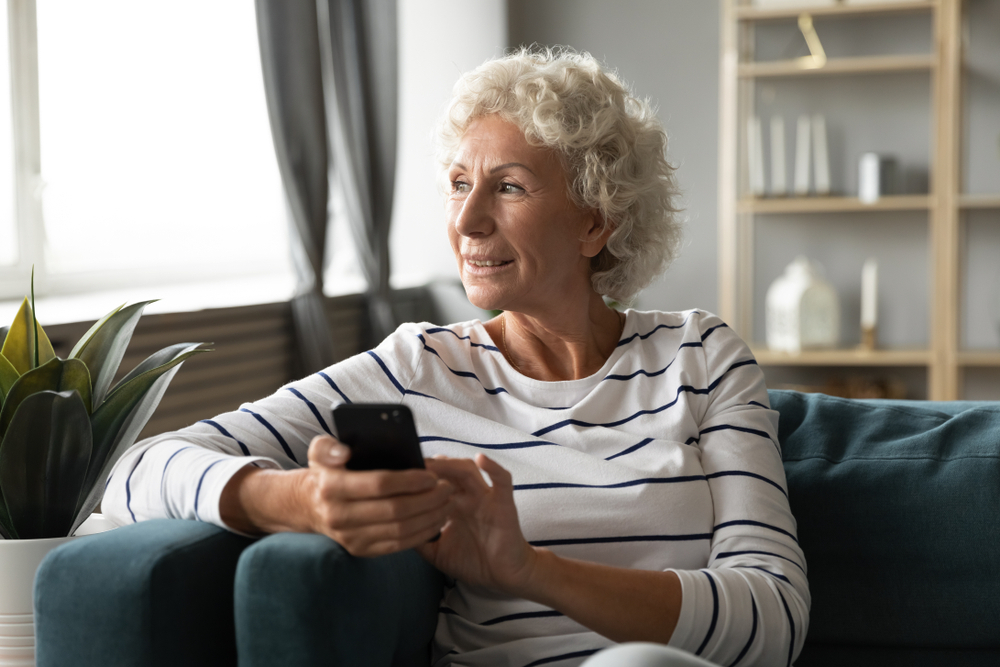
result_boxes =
[453,116,559,173]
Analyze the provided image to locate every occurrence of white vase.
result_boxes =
[766,256,841,353]
[0,514,117,667]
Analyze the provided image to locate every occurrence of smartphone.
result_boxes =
[332,403,425,471]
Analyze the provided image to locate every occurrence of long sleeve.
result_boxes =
[665,318,810,666]
[102,327,425,531]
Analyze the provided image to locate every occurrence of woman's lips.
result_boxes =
[464,258,513,274]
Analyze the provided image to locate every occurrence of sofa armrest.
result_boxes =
[34,519,254,667]
[235,533,444,667]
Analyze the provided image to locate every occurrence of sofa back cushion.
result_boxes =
[770,390,1000,666]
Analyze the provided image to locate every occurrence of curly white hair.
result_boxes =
[436,46,683,304]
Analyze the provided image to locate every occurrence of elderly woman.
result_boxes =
[105,49,809,666]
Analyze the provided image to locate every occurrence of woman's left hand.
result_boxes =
[417,454,538,597]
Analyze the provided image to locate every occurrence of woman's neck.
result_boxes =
[486,291,624,382]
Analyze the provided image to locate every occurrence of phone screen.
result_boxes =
[332,403,425,471]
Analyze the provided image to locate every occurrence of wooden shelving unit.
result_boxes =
[739,194,932,214]
[752,347,932,366]
[719,0,999,401]
[959,195,1000,209]
[734,0,936,20]
[738,53,935,78]
[957,351,1000,367]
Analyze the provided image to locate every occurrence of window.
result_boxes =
[0,1,291,301]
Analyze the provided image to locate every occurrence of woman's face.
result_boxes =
[446,115,608,314]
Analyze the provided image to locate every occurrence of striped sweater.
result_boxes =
[104,309,810,667]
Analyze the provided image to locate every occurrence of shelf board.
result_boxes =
[739,194,932,214]
[735,1,936,21]
[739,54,934,78]
[959,195,1000,210]
[752,347,931,366]
[957,351,1000,367]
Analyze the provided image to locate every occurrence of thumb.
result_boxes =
[308,434,351,469]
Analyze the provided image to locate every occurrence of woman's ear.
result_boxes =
[579,210,613,259]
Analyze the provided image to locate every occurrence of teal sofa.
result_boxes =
[33,390,1000,666]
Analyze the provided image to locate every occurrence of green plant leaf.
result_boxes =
[0,297,56,375]
[0,390,92,539]
[68,300,156,410]
[0,358,92,440]
[74,343,208,523]
[0,478,16,539]
[0,353,19,404]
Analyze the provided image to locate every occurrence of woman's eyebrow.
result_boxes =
[491,162,535,175]
[449,161,536,176]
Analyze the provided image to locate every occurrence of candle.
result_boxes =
[861,258,878,329]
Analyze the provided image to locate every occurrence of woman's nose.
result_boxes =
[452,185,494,238]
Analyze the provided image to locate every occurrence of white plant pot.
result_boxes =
[0,514,117,667]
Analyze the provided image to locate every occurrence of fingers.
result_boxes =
[324,479,453,528]
[330,494,453,557]
[475,454,514,493]
[426,457,491,494]
[307,434,350,469]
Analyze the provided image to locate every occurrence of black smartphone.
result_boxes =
[332,403,425,471]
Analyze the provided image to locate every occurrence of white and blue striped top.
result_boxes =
[104,309,810,667]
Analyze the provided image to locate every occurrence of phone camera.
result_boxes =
[380,412,388,421]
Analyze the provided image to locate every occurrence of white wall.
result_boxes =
[508,0,721,314]
[389,0,509,289]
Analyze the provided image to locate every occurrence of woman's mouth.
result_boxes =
[469,259,511,267]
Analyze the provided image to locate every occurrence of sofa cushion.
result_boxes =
[769,390,1000,664]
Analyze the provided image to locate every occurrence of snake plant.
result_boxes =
[0,283,208,539]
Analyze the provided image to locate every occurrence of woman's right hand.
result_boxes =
[220,434,454,557]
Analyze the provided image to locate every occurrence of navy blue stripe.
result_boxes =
[482,610,564,626]
[739,565,792,584]
[285,387,332,435]
[200,419,251,456]
[522,649,601,667]
[617,311,701,347]
[728,594,758,667]
[367,351,404,394]
[748,400,767,409]
[317,371,351,404]
[160,446,194,503]
[605,437,655,461]
[715,519,799,543]
[696,571,720,656]
[778,587,796,667]
[193,460,224,522]
[420,435,557,451]
[240,408,298,464]
[707,359,757,391]
[425,327,501,352]
[699,423,773,442]
[513,475,706,492]
[715,549,806,573]
[701,323,729,341]
[602,344,700,382]
[706,470,787,496]
[419,335,510,396]
[533,359,756,438]
[367,351,442,401]
[125,449,149,523]
[530,533,712,547]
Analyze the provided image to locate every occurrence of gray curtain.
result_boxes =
[255,0,398,373]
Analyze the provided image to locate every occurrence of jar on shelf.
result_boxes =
[765,256,840,353]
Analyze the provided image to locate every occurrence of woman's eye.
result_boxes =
[451,180,470,193]
[500,182,523,194]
